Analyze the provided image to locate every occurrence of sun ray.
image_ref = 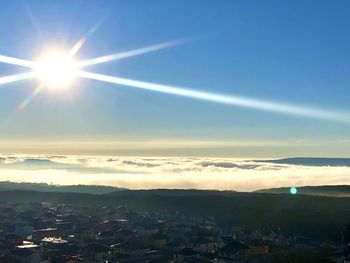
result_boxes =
[0,54,36,68]
[0,72,36,85]
[77,39,185,68]
[77,70,350,123]
[2,33,348,124]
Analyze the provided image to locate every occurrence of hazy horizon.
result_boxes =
[0,138,350,158]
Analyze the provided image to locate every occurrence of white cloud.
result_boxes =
[0,154,349,191]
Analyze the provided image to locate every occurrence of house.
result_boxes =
[218,236,236,248]
[32,228,59,243]
[248,241,269,257]
[55,221,74,233]
[141,223,160,234]
[0,240,8,254]
[190,237,215,253]
[96,230,115,241]
[96,220,120,232]
[41,237,68,251]
[81,243,111,262]
[111,239,147,257]
[143,249,168,262]
[9,248,42,263]
[66,255,85,263]
[111,252,130,262]
[5,232,24,246]
[175,224,192,234]
[344,245,350,263]
[115,228,135,241]
[115,206,129,219]
[218,241,249,263]
[7,223,34,238]
[16,242,40,251]
[150,232,167,249]
[174,248,199,262]
[165,239,186,252]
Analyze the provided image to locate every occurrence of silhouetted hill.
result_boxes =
[0,181,125,194]
[258,157,350,166]
[106,189,237,196]
[257,185,350,197]
[0,189,349,242]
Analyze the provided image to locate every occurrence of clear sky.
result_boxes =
[0,0,350,157]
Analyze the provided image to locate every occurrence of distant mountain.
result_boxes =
[0,181,126,194]
[258,157,350,166]
[257,185,350,197]
[0,158,80,170]
[106,189,237,197]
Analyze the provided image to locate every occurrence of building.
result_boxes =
[174,248,200,262]
[9,248,42,263]
[41,237,68,251]
[32,228,59,243]
[81,243,111,262]
[218,241,249,263]
[112,239,147,257]
[150,232,167,249]
[190,237,215,253]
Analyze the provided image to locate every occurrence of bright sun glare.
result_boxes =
[0,35,348,123]
[35,51,78,89]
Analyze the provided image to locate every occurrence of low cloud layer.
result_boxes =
[0,154,349,191]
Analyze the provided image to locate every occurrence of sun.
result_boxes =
[34,51,78,89]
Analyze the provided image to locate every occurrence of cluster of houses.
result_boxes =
[0,201,347,262]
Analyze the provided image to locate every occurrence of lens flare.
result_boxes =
[68,19,105,57]
[16,84,45,112]
[290,187,298,195]
[68,37,87,57]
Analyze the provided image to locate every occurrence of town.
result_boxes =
[0,201,348,263]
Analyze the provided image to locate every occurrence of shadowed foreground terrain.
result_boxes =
[0,181,125,194]
[1,189,349,242]
[257,185,350,197]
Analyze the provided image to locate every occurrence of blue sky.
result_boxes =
[0,1,350,157]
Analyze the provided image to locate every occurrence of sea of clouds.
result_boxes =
[0,154,349,191]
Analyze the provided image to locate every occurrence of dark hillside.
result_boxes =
[0,189,349,242]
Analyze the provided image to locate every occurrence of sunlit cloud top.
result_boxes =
[0,154,349,191]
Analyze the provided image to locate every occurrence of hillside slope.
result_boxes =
[0,189,349,242]
[257,185,350,197]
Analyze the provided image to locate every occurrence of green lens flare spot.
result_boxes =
[290,187,298,195]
